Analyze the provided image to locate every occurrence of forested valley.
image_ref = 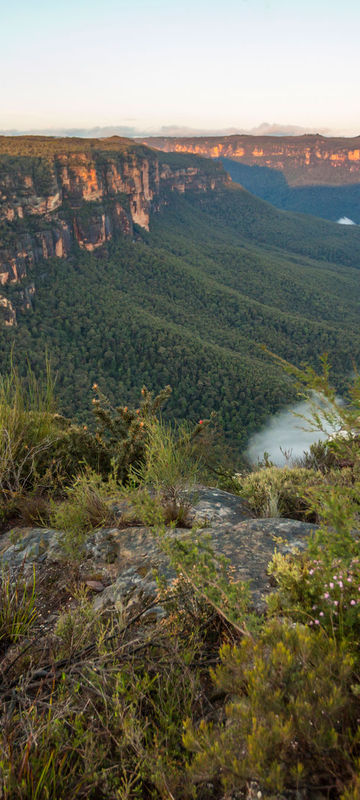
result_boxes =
[2,179,360,451]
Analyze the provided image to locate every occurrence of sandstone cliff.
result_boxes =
[142,134,360,187]
[0,295,16,326]
[0,136,228,322]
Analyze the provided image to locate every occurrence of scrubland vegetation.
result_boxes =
[0,357,360,799]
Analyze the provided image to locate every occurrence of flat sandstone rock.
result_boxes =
[0,489,318,611]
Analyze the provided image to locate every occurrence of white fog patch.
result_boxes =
[337,216,356,225]
[246,398,340,467]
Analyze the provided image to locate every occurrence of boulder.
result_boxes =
[201,517,317,608]
[0,527,65,567]
[185,486,255,527]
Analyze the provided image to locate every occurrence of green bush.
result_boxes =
[136,419,203,497]
[0,587,203,800]
[0,361,111,521]
[37,415,111,484]
[54,585,113,658]
[129,417,211,525]
[301,437,339,472]
[268,550,360,645]
[92,383,172,483]
[236,464,323,519]
[184,620,360,798]
[0,360,56,501]
[50,468,118,560]
[2,357,360,800]
[0,565,37,646]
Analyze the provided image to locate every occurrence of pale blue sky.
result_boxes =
[1,0,359,133]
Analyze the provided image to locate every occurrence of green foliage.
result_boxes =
[0,360,112,521]
[3,168,360,449]
[0,587,204,800]
[269,353,360,446]
[0,154,54,196]
[0,565,37,645]
[92,383,171,482]
[0,357,56,502]
[50,468,118,560]
[268,355,360,550]
[129,416,214,525]
[0,135,155,159]
[55,585,113,658]
[222,156,360,224]
[184,620,360,797]
[301,436,339,472]
[2,347,360,797]
[38,415,111,482]
[135,418,204,497]
[268,551,360,644]
[159,528,257,636]
[306,483,360,564]
[176,362,360,798]
[120,484,167,528]
[235,464,323,519]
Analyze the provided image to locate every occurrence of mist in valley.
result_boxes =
[246,397,340,467]
[337,216,356,225]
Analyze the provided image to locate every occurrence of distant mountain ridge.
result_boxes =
[0,122,337,138]
[142,134,360,186]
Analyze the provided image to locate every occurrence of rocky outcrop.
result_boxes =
[0,223,72,283]
[0,488,317,613]
[0,136,228,323]
[0,136,227,251]
[143,134,360,186]
[158,162,223,194]
[0,295,16,326]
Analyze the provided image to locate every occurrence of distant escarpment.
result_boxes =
[0,136,227,323]
[142,134,360,186]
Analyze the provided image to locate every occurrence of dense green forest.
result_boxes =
[2,181,360,450]
[221,157,360,223]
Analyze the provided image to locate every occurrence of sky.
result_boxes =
[1,0,359,135]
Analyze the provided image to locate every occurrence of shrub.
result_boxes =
[54,585,113,658]
[136,419,203,498]
[50,468,118,560]
[0,565,37,648]
[269,353,360,470]
[130,418,210,525]
[268,550,360,644]
[301,437,339,472]
[0,359,56,501]
[236,464,323,519]
[36,415,111,485]
[92,383,172,482]
[184,620,360,798]
[0,590,203,800]
[13,491,51,526]
[0,359,111,516]
[159,527,257,635]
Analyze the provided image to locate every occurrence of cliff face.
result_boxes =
[142,134,360,187]
[0,136,228,322]
[0,295,17,326]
